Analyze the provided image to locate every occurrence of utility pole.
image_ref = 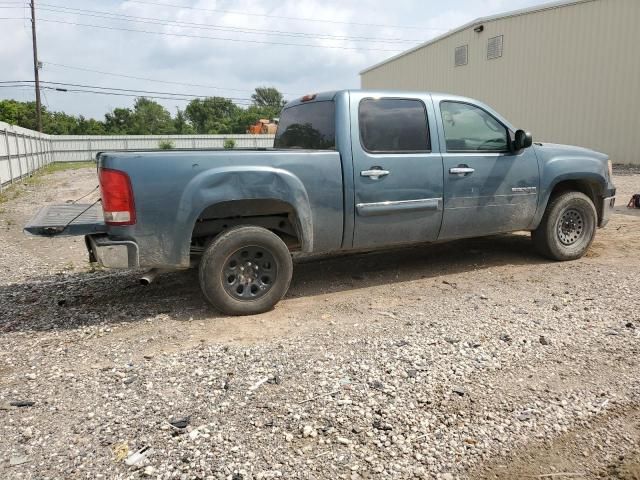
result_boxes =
[30,0,42,132]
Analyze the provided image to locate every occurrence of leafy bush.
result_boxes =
[158,139,175,150]
[223,139,236,149]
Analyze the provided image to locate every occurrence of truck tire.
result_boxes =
[199,226,293,315]
[532,191,597,261]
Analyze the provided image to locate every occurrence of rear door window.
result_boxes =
[274,101,335,149]
[359,98,430,153]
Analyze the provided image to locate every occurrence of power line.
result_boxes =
[50,87,251,104]
[37,5,412,43]
[43,61,302,96]
[123,0,438,31]
[35,17,405,52]
[37,3,424,44]
[1,80,254,101]
[41,85,50,108]
[1,83,256,104]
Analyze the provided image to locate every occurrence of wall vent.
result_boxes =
[487,35,503,60]
[454,45,468,66]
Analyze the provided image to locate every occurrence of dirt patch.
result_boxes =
[474,405,640,479]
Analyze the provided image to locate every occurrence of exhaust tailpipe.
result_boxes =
[140,268,167,286]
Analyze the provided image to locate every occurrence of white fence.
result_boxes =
[50,134,275,162]
[0,122,53,192]
[0,120,275,191]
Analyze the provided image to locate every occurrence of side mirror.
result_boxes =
[514,129,533,150]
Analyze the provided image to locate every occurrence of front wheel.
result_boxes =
[532,191,597,261]
[199,226,293,315]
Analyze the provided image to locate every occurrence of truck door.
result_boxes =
[350,93,444,248]
[436,99,539,240]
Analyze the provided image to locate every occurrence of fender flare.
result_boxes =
[530,172,608,229]
[174,166,313,265]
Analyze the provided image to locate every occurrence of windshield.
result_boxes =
[274,101,335,149]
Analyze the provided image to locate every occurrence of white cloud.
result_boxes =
[0,0,544,118]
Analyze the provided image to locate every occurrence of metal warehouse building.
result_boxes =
[360,0,640,165]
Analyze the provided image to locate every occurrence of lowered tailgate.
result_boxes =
[24,203,107,237]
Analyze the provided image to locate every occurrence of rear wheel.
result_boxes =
[199,226,293,315]
[532,191,597,261]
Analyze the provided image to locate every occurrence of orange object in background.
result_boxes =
[262,123,277,134]
[247,119,278,134]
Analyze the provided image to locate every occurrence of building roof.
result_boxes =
[359,0,598,75]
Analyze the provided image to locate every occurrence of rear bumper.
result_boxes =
[599,191,616,228]
[86,234,139,269]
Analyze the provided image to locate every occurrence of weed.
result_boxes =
[0,189,20,204]
[42,161,96,173]
[158,140,175,150]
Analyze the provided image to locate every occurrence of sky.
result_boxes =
[0,0,546,119]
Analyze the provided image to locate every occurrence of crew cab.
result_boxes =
[25,90,616,315]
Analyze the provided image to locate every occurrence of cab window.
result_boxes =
[274,101,335,150]
[359,98,430,153]
[440,101,509,152]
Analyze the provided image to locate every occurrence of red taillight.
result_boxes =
[99,168,136,225]
[301,93,317,102]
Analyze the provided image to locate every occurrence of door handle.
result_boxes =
[361,169,390,179]
[449,167,475,175]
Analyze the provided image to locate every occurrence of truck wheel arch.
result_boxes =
[532,174,607,229]
[190,198,308,251]
[549,178,601,204]
[175,167,314,266]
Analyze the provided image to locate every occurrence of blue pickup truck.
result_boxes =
[25,90,616,315]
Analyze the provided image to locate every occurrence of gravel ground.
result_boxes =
[1,165,639,480]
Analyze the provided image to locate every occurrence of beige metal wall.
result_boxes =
[361,0,640,164]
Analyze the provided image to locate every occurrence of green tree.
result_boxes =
[76,116,106,135]
[185,97,238,134]
[129,97,175,135]
[229,105,276,134]
[104,107,133,134]
[173,108,194,134]
[0,88,284,136]
[46,111,80,134]
[251,87,286,110]
[0,100,39,130]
